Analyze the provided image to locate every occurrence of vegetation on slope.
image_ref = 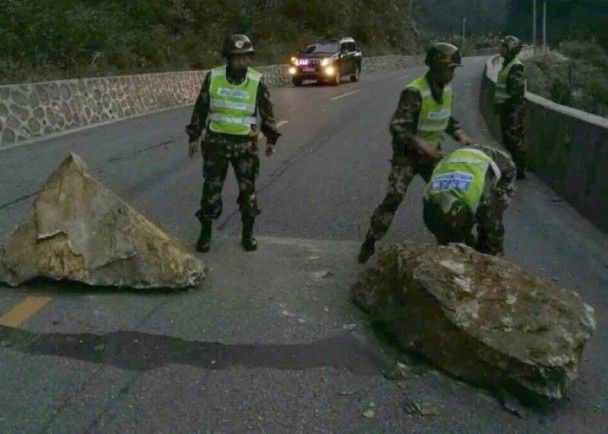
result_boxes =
[0,0,423,84]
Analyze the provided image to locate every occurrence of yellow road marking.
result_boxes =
[277,120,289,128]
[331,90,361,101]
[0,296,52,327]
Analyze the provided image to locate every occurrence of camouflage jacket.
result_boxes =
[470,144,517,200]
[390,76,463,156]
[186,66,281,146]
[503,60,526,107]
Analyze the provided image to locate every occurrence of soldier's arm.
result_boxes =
[506,64,526,105]
[446,117,462,140]
[186,72,212,142]
[389,88,421,153]
[473,144,517,199]
[257,78,281,144]
[446,117,472,145]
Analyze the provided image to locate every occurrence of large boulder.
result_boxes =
[0,153,205,289]
[352,242,596,402]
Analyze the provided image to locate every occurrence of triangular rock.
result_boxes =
[0,153,205,289]
[352,242,596,402]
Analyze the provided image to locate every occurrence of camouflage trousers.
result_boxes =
[499,104,527,174]
[196,140,260,222]
[475,181,510,255]
[367,153,435,241]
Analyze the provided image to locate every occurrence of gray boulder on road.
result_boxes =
[352,242,596,402]
[0,153,205,289]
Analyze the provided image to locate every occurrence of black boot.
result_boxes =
[241,216,257,252]
[358,234,376,264]
[196,218,212,253]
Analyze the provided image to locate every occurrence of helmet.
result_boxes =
[501,35,522,55]
[425,42,462,69]
[222,34,255,57]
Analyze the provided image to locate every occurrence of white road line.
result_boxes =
[277,120,289,128]
[330,90,361,101]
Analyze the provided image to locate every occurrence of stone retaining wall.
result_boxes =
[0,55,422,150]
[0,71,205,148]
[480,54,608,233]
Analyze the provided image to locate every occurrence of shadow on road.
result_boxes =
[0,325,384,375]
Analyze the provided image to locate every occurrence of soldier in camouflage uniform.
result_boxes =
[422,144,516,256]
[358,42,474,263]
[494,35,527,180]
[187,34,280,252]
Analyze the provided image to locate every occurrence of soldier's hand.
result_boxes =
[415,138,442,161]
[427,147,443,161]
[265,143,276,157]
[188,140,199,159]
[457,132,474,147]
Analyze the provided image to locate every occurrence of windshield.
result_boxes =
[304,42,339,54]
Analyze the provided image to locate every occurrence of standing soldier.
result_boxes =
[422,144,516,256]
[187,34,281,252]
[358,42,474,264]
[494,35,527,180]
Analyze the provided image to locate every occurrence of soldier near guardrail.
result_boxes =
[494,35,527,180]
[358,43,474,264]
[186,34,281,253]
[422,144,516,256]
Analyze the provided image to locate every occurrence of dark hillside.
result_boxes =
[0,0,423,84]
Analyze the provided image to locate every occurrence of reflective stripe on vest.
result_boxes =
[208,113,257,125]
[494,56,524,105]
[407,76,453,148]
[424,148,496,213]
[208,66,261,136]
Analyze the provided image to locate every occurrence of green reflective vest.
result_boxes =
[208,66,262,136]
[407,75,454,148]
[424,148,501,213]
[494,56,524,105]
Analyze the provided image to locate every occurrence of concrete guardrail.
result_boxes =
[479,53,608,233]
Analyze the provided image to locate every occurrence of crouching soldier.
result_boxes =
[422,145,516,256]
[357,42,474,264]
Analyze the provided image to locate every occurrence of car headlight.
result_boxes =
[290,57,298,65]
[288,66,297,75]
[321,58,331,67]
[324,66,336,76]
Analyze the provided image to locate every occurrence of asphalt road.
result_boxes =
[0,56,607,433]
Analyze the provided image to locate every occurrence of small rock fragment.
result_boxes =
[361,402,376,419]
[403,398,438,416]
[342,323,357,332]
[383,361,413,381]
